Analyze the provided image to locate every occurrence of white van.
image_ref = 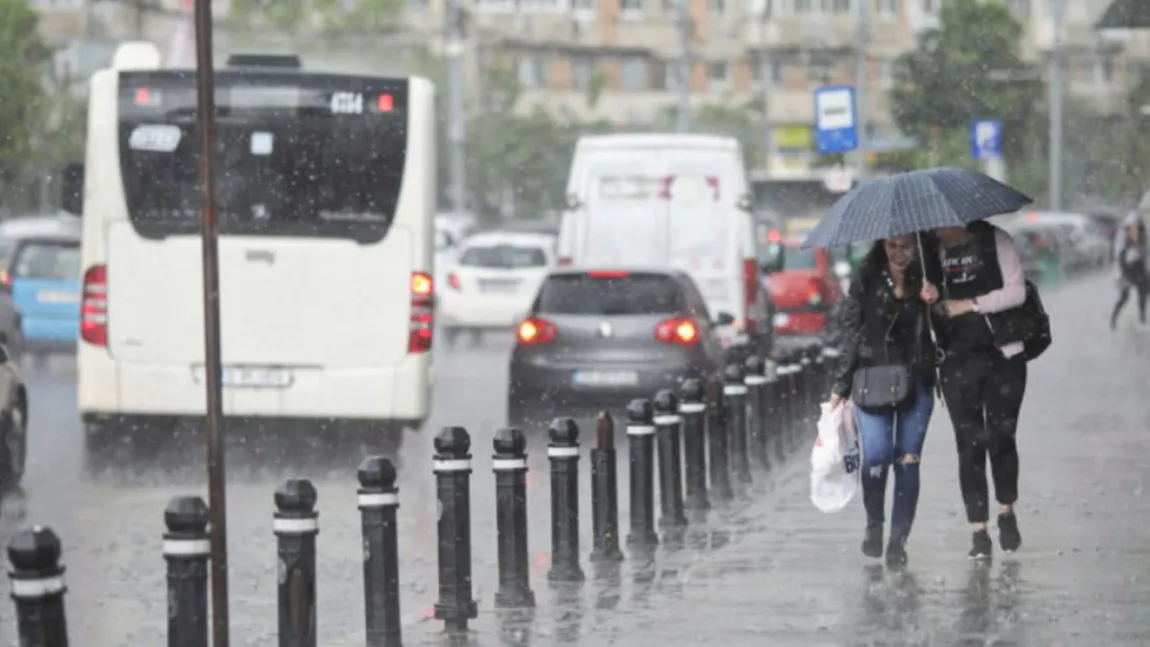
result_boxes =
[555,134,770,356]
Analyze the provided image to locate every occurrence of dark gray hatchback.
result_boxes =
[507,267,731,428]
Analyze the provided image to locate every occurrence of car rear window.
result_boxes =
[534,273,685,315]
[12,242,81,280]
[460,245,547,269]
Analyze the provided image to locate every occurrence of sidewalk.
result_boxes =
[582,273,1150,646]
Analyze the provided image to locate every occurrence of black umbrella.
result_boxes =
[802,167,1033,249]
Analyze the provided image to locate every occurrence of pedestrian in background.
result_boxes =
[1110,212,1148,330]
[931,221,1029,560]
[828,234,938,569]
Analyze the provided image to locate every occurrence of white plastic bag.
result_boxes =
[810,401,861,513]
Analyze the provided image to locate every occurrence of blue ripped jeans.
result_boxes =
[855,379,934,541]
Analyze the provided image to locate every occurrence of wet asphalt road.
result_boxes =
[2,270,1148,645]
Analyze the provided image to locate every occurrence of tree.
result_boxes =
[1082,77,1150,204]
[651,102,766,168]
[0,0,50,203]
[889,0,1042,166]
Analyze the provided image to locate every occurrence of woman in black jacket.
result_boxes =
[828,234,939,568]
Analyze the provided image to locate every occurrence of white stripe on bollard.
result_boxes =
[357,492,400,507]
[744,375,768,385]
[547,446,580,458]
[492,458,528,470]
[654,414,681,425]
[822,348,842,358]
[678,403,706,414]
[723,385,748,396]
[432,459,472,472]
[10,575,66,598]
[162,538,211,557]
[273,517,319,534]
[626,424,656,436]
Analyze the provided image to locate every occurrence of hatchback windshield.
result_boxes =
[12,242,81,281]
[761,243,818,271]
[460,245,547,269]
[535,273,684,315]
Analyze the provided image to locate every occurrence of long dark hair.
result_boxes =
[857,240,925,295]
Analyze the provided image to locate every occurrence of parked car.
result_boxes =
[507,267,729,428]
[3,233,81,365]
[439,231,556,347]
[1003,212,1109,271]
[758,239,844,348]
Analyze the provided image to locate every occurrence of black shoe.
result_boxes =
[998,512,1022,553]
[968,529,993,560]
[885,538,908,569]
[862,519,884,558]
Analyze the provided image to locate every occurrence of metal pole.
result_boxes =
[758,0,773,171]
[854,0,869,179]
[192,0,229,642]
[676,0,692,133]
[446,0,467,214]
[1049,0,1065,210]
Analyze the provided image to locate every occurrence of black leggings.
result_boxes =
[940,351,1028,524]
[1112,273,1148,326]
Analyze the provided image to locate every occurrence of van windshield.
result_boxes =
[117,70,409,243]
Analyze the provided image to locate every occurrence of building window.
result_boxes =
[475,0,517,12]
[1009,0,1028,20]
[572,56,595,91]
[573,0,596,12]
[921,0,936,14]
[518,55,548,89]
[663,59,682,90]
[708,61,729,88]
[793,0,812,13]
[832,0,851,12]
[621,57,649,90]
[621,0,643,13]
[810,55,834,83]
[875,0,898,18]
[709,0,727,12]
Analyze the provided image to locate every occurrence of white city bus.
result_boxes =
[62,44,437,450]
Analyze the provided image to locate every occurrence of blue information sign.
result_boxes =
[969,119,1003,160]
[814,85,858,155]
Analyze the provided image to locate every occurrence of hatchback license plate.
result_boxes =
[37,290,78,304]
[572,370,639,387]
[480,280,519,293]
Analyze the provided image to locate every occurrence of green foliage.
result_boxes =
[0,0,50,190]
[889,0,1042,164]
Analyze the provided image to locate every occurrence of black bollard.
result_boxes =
[164,496,210,647]
[678,378,710,511]
[358,456,403,647]
[275,479,319,647]
[493,427,535,607]
[589,412,624,562]
[763,369,786,465]
[8,526,69,647]
[652,389,688,529]
[432,426,478,632]
[548,418,585,582]
[744,355,769,470]
[777,352,798,442]
[625,398,659,549]
[705,375,734,501]
[723,363,754,486]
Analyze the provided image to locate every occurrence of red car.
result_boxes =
[759,238,843,339]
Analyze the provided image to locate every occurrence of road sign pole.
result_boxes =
[192,0,230,642]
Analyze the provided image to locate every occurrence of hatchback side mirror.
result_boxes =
[714,312,736,326]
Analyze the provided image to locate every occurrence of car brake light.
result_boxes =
[655,318,699,345]
[81,264,108,347]
[448,272,462,291]
[808,279,824,305]
[408,271,433,353]
[517,317,557,344]
[586,270,630,278]
[0,270,10,288]
[768,229,782,242]
[743,258,758,330]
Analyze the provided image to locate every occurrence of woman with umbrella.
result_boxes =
[807,167,1035,563]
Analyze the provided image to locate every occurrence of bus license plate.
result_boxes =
[195,366,293,388]
[572,370,639,387]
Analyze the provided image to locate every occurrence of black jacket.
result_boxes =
[831,263,937,398]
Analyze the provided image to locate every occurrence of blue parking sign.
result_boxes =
[814,86,858,155]
[969,119,1003,160]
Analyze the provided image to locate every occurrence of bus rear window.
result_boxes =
[534,273,684,315]
[117,71,410,243]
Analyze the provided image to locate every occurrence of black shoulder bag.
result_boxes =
[850,277,921,412]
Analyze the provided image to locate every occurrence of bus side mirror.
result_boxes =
[61,162,84,216]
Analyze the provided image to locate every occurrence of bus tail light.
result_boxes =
[408,271,433,353]
[517,317,557,344]
[655,318,699,345]
[81,264,108,347]
[448,272,462,291]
